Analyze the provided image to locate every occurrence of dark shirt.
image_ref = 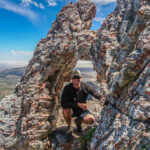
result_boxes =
[61,82,102,117]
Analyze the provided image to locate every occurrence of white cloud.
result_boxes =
[46,0,57,6]
[21,0,44,9]
[0,0,38,22]
[21,0,57,8]
[32,1,44,9]
[90,0,116,5]
[94,17,105,24]
[11,50,33,56]
[20,0,32,6]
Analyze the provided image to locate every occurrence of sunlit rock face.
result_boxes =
[0,0,96,149]
[0,0,150,149]
[90,0,150,149]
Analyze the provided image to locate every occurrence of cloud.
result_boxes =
[21,0,57,7]
[11,50,33,56]
[90,0,116,5]
[94,17,105,24]
[0,0,38,22]
[46,0,57,6]
[21,0,44,9]
[33,1,44,9]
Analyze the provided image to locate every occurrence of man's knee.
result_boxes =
[86,118,95,124]
[83,115,95,124]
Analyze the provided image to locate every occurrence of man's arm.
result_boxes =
[77,103,87,110]
[85,83,105,103]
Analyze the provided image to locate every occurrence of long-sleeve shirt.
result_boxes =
[61,81,102,117]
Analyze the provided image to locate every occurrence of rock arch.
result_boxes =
[0,0,97,149]
[0,0,150,149]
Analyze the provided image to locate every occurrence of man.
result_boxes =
[61,69,104,133]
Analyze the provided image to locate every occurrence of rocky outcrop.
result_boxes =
[0,0,96,149]
[90,0,150,149]
[0,0,150,149]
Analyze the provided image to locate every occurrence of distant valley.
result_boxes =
[0,62,27,72]
[0,66,26,101]
[0,61,97,101]
[0,66,26,77]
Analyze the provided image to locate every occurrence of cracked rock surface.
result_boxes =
[90,0,150,149]
[0,0,96,149]
[0,0,149,149]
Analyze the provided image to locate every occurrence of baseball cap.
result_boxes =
[72,69,81,79]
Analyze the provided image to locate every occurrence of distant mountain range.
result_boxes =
[0,66,95,78]
[0,67,26,77]
[0,60,96,81]
[0,64,96,101]
[0,62,27,72]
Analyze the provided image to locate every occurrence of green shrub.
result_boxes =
[141,145,147,150]
[79,127,96,150]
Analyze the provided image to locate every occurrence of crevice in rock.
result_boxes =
[0,0,150,149]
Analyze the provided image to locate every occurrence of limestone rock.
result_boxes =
[0,0,150,149]
[90,0,150,149]
[0,0,96,149]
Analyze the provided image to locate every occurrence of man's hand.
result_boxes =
[101,96,105,102]
[100,96,105,105]
[77,103,87,110]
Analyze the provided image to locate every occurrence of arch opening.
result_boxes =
[46,59,103,149]
[47,59,101,126]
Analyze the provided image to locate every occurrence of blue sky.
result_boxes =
[0,0,116,66]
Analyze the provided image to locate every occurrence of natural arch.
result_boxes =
[0,0,97,149]
[0,0,150,149]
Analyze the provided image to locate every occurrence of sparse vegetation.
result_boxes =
[0,67,25,101]
[0,75,20,101]
[79,127,97,150]
[141,145,147,150]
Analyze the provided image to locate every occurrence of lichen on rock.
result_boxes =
[0,0,96,149]
[90,0,150,149]
[0,0,149,149]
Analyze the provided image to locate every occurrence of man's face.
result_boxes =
[72,76,81,89]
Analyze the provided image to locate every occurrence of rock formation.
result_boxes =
[90,0,150,149]
[0,0,96,149]
[0,0,149,149]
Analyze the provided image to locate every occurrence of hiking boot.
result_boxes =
[66,125,73,134]
[65,126,73,142]
[74,118,82,133]
[66,125,70,131]
[66,132,73,142]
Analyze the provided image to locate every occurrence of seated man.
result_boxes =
[61,69,104,133]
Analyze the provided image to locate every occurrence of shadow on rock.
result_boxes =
[48,126,81,150]
[48,125,96,150]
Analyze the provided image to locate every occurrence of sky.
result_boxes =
[0,0,116,66]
